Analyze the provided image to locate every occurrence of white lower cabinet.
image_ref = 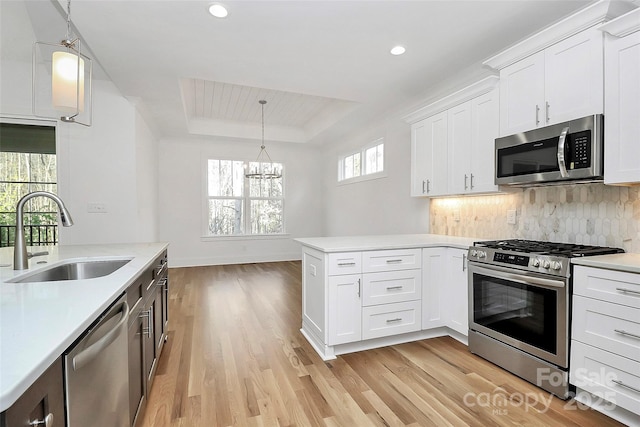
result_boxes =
[328,274,362,345]
[445,248,469,336]
[571,265,640,420]
[362,300,421,340]
[422,248,446,329]
[301,244,470,360]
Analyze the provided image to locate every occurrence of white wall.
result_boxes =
[157,137,323,267]
[0,1,158,245]
[321,114,430,236]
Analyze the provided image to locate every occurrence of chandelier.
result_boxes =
[245,100,282,179]
[32,0,93,126]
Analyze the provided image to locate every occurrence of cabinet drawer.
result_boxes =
[328,252,362,276]
[362,269,421,306]
[572,295,640,361]
[362,300,421,340]
[570,340,640,416]
[362,249,422,273]
[573,266,640,308]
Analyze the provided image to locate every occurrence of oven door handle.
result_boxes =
[471,265,566,289]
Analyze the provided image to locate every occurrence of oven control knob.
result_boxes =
[551,261,562,271]
[542,260,551,269]
[478,251,487,259]
[532,258,541,267]
[471,250,478,257]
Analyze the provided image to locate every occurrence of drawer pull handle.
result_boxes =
[614,329,640,340]
[386,286,403,291]
[386,318,402,323]
[611,379,640,394]
[337,262,356,267]
[616,287,640,296]
[386,259,403,264]
[30,414,54,427]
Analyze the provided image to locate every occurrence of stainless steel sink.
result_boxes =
[8,259,132,283]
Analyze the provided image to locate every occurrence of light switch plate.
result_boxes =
[507,209,517,225]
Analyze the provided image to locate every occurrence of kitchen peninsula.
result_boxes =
[0,242,168,421]
[295,234,476,360]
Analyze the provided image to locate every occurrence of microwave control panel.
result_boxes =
[568,130,590,170]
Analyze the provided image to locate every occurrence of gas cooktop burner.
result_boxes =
[473,239,624,258]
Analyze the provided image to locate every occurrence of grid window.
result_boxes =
[206,159,284,236]
[338,139,384,182]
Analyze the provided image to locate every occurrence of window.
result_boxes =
[0,123,57,247]
[206,159,284,236]
[338,139,384,182]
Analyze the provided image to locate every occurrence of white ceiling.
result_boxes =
[22,0,596,144]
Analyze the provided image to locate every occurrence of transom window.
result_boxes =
[206,159,284,236]
[338,139,384,183]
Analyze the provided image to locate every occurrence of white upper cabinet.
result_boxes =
[410,111,448,197]
[447,101,473,195]
[499,51,546,135]
[601,8,640,185]
[499,28,604,136]
[407,77,500,198]
[484,1,635,136]
[470,89,500,193]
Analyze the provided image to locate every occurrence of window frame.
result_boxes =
[202,157,286,239]
[337,138,386,185]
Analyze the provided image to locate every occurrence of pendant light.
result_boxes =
[32,0,92,126]
[245,100,282,179]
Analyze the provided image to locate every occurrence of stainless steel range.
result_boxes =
[467,239,623,398]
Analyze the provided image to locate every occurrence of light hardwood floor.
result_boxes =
[140,262,625,427]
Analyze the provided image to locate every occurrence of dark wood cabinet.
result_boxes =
[0,357,64,427]
[127,249,168,427]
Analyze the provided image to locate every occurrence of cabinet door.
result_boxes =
[128,310,145,427]
[470,88,499,193]
[499,51,545,135]
[545,28,604,125]
[328,274,362,345]
[422,248,446,329]
[447,101,473,194]
[143,297,158,389]
[447,249,469,336]
[411,119,429,196]
[425,111,449,196]
[1,358,64,427]
[604,30,640,185]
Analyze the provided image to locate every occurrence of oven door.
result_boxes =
[468,262,568,368]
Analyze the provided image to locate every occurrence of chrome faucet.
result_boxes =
[14,191,74,270]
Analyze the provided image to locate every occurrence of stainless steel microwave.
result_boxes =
[495,114,603,186]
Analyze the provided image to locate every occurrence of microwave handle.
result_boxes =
[557,126,570,178]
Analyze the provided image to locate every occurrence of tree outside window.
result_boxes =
[206,159,284,236]
[0,123,57,247]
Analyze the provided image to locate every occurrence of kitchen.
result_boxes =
[1,0,640,426]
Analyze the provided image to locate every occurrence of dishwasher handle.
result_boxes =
[73,300,129,371]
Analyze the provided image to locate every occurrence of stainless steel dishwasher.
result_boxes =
[64,294,130,427]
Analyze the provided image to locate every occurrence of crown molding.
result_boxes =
[402,76,499,124]
[599,7,640,37]
[483,0,637,70]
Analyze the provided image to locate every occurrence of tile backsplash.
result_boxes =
[430,184,640,253]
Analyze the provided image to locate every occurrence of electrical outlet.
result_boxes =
[507,209,517,225]
[87,202,108,213]
[453,209,461,222]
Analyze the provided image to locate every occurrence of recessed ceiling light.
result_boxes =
[209,4,228,18]
[390,46,406,56]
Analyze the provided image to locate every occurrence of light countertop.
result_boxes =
[0,242,168,412]
[294,234,478,253]
[571,253,640,274]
